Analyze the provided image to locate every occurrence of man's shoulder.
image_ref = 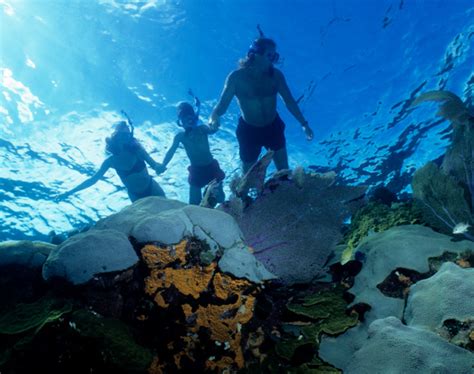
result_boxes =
[104,155,115,164]
[227,69,243,82]
[272,67,285,79]
[174,131,185,141]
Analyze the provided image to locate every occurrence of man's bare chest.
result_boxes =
[237,76,278,99]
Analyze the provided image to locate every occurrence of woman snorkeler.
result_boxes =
[56,119,166,202]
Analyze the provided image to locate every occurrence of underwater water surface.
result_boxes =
[0,0,473,241]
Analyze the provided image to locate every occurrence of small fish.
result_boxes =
[452,222,471,235]
[341,246,353,265]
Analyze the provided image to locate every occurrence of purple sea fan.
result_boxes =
[224,170,366,284]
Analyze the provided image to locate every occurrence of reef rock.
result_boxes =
[0,240,54,269]
[346,317,474,374]
[42,229,138,285]
[140,239,267,372]
[319,225,474,371]
[95,196,186,235]
[218,242,276,283]
[42,197,275,285]
[349,224,474,322]
[405,261,474,331]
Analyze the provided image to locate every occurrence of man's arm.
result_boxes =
[56,157,112,200]
[209,72,237,129]
[276,70,314,141]
[159,133,183,172]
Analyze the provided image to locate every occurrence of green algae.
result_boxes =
[275,287,357,367]
[288,359,341,374]
[0,296,72,335]
[341,201,423,263]
[70,309,153,372]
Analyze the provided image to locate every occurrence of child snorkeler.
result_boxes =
[157,92,225,205]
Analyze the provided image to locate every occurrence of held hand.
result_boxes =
[209,118,220,132]
[303,124,314,141]
[53,192,70,202]
[154,163,167,175]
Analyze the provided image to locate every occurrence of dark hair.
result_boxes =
[177,102,195,118]
[105,122,141,155]
[239,37,277,68]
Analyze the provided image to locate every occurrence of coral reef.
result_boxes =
[0,295,72,335]
[42,228,139,285]
[404,262,474,331]
[276,287,358,361]
[319,225,474,372]
[411,90,474,239]
[0,240,54,268]
[345,317,474,374]
[0,295,73,368]
[141,239,260,372]
[341,201,423,264]
[3,156,474,373]
[41,197,274,285]
[69,309,154,372]
[348,225,474,323]
[412,162,472,235]
[223,169,366,284]
[241,283,358,373]
[230,150,275,197]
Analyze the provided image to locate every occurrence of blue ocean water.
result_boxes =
[0,0,473,242]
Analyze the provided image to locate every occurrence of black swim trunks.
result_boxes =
[236,114,286,163]
[188,159,226,188]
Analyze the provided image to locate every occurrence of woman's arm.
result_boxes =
[157,133,183,173]
[56,157,112,200]
[137,145,163,171]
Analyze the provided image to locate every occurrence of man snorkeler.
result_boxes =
[209,37,314,174]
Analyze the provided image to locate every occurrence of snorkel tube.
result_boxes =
[120,109,135,137]
[187,89,201,119]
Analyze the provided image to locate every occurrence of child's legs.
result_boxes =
[189,185,202,205]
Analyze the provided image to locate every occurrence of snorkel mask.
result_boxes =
[120,110,135,136]
[247,39,280,64]
[110,121,133,145]
[247,26,280,64]
[106,118,134,154]
[177,102,198,129]
[177,90,201,129]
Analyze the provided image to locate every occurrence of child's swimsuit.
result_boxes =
[236,114,286,163]
[188,159,225,188]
